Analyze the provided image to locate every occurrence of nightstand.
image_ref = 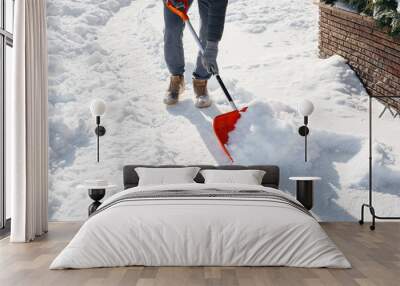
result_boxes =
[289,177,321,210]
[77,182,117,216]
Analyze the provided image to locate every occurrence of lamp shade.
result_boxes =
[299,100,314,116]
[90,99,106,117]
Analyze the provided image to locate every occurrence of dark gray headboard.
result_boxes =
[123,165,280,189]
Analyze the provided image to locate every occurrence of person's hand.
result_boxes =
[167,0,186,10]
[202,41,219,74]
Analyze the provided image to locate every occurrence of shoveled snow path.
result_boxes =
[97,1,227,165]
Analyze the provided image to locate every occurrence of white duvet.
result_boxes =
[50,183,351,269]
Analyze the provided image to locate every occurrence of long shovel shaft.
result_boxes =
[186,19,238,111]
[215,75,238,110]
[186,20,205,54]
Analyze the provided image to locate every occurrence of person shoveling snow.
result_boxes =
[164,0,248,161]
[163,0,228,108]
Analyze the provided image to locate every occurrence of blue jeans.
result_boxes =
[163,0,211,80]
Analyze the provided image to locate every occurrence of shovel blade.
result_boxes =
[213,107,248,161]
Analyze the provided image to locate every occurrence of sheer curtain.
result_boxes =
[9,0,48,242]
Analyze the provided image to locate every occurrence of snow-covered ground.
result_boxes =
[47,0,400,221]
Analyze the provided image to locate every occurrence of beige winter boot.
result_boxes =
[164,75,185,105]
[193,79,211,108]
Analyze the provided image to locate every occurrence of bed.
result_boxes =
[50,165,350,269]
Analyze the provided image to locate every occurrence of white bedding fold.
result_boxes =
[50,183,350,269]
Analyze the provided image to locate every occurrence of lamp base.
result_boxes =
[95,126,106,136]
[88,188,106,216]
[298,126,309,137]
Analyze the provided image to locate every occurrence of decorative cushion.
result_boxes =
[200,169,266,185]
[135,167,201,186]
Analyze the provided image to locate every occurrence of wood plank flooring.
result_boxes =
[0,222,399,286]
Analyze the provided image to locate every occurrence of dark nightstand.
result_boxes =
[289,177,321,210]
[78,183,117,216]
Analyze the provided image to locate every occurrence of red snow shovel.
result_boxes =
[165,0,247,162]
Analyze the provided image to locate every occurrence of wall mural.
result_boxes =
[47,0,400,221]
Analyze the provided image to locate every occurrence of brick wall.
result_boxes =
[319,3,400,110]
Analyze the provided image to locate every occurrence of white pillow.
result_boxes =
[200,169,266,185]
[135,167,200,186]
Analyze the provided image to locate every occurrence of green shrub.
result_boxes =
[321,0,400,37]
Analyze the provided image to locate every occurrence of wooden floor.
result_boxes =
[0,222,399,286]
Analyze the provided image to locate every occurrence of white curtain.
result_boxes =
[9,0,49,242]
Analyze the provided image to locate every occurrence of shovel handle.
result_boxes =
[215,75,238,111]
[186,21,238,111]
[186,20,205,55]
[165,0,189,21]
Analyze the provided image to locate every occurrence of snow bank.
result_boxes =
[229,100,363,220]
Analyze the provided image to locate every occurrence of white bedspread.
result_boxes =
[50,183,350,269]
